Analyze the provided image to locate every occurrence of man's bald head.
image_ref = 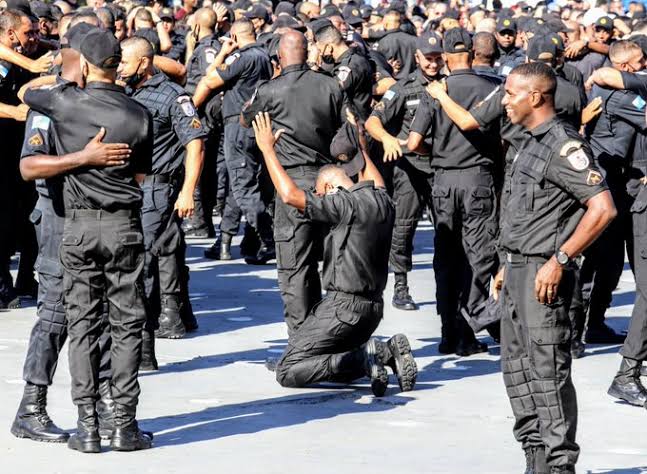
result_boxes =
[315,164,353,195]
[609,40,644,71]
[230,18,255,39]
[473,32,498,66]
[194,7,216,30]
[121,36,154,61]
[278,30,307,68]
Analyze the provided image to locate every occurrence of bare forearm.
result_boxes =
[260,146,305,211]
[0,44,35,70]
[560,191,617,258]
[156,23,172,52]
[181,140,204,196]
[193,73,223,108]
[153,56,186,85]
[587,42,609,55]
[374,78,396,96]
[365,116,391,142]
[358,148,385,188]
[592,68,624,89]
[20,152,86,181]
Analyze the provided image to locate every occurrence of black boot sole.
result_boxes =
[365,340,389,397]
[387,334,417,392]
[110,436,152,451]
[68,437,101,453]
[391,300,419,311]
[11,423,69,443]
[608,383,647,406]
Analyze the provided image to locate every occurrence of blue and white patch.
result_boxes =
[177,96,196,117]
[501,65,512,76]
[633,96,646,111]
[31,115,51,131]
[0,63,9,78]
[383,90,396,101]
[204,47,217,65]
[224,53,240,66]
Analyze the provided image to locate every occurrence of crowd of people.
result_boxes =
[1,0,646,472]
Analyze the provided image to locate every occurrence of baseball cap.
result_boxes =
[244,4,270,22]
[416,31,443,55]
[496,17,517,33]
[80,28,122,69]
[330,122,364,178]
[527,35,559,62]
[31,1,55,21]
[160,7,174,21]
[62,22,96,52]
[272,15,306,33]
[320,4,340,18]
[342,5,364,27]
[309,18,333,37]
[544,16,573,33]
[5,0,37,21]
[443,28,472,54]
[275,1,296,17]
[594,16,613,31]
[360,5,373,21]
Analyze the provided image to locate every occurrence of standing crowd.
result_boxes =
[0,0,646,472]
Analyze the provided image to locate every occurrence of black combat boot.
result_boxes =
[139,330,158,372]
[524,446,549,474]
[239,224,260,258]
[11,383,69,443]
[385,334,417,392]
[549,466,575,474]
[68,405,101,453]
[363,339,389,397]
[180,265,198,332]
[203,232,233,260]
[455,317,488,357]
[608,357,647,406]
[155,296,186,339]
[110,404,152,452]
[585,322,626,344]
[245,235,276,265]
[438,314,458,354]
[392,273,418,310]
[97,380,114,440]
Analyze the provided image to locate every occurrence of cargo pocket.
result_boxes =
[332,303,363,338]
[59,233,83,270]
[467,186,493,217]
[274,224,296,270]
[431,186,450,216]
[36,256,64,305]
[631,188,647,239]
[529,326,571,379]
[115,231,144,272]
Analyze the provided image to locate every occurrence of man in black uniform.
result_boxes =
[408,28,501,357]
[252,111,416,397]
[494,17,524,76]
[118,38,206,359]
[376,10,417,80]
[365,31,444,312]
[160,7,186,63]
[240,30,345,334]
[193,18,275,264]
[496,62,616,474]
[11,22,121,445]
[22,28,153,453]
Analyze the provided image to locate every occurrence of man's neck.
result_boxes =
[237,38,255,49]
[136,70,155,88]
[333,43,349,62]
[525,110,555,131]
[198,29,213,41]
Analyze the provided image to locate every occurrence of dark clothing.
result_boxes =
[376,29,417,80]
[218,43,272,120]
[568,51,607,82]
[334,48,373,121]
[241,64,345,168]
[473,65,504,84]
[495,46,525,76]
[23,82,153,211]
[164,30,187,63]
[185,34,222,95]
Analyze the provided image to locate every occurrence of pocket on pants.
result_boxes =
[529,326,571,379]
[466,186,494,217]
[59,233,84,270]
[115,231,144,272]
[275,224,296,270]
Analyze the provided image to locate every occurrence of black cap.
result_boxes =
[544,16,573,33]
[342,5,364,27]
[80,28,122,69]
[527,35,559,62]
[62,22,96,52]
[360,5,372,20]
[496,17,517,33]
[244,4,270,22]
[309,18,333,36]
[416,31,443,55]
[594,16,613,31]
[5,0,37,21]
[275,1,296,17]
[443,28,472,54]
[31,1,55,21]
[330,122,364,177]
[160,7,174,20]
[232,0,253,11]
[320,4,341,18]
[388,1,407,15]
[272,15,306,32]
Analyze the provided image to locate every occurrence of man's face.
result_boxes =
[620,50,645,73]
[115,19,126,41]
[593,26,611,43]
[502,73,534,125]
[117,50,143,82]
[13,17,39,54]
[161,18,174,33]
[416,51,443,78]
[496,30,515,48]
[251,17,264,32]
[329,15,348,35]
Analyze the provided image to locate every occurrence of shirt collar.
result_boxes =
[449,68,473,76]
[529,116,557,137]
[349,180,375,192]
[337,48,352,63]
[281,63,309,75]
[85,82,124,93]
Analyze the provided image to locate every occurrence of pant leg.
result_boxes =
[219,183,243,236]
[16,180,38,286]
[216,128,228,202]
[276,295,383,387]
[150,182,181,298]
[274,169,322,334]
[141,182,162,331]
[102,217,147,407]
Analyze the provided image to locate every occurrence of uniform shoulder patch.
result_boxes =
[374,101,385,111]
[337,66,351,83]
[632,96,646,111]
[383,90,396,101]
[176,95,196,117]
[190,117,202,129]
[28,133,43,147]
[204,47,218,65]
[31,115,51,131]
[560,140,590,171]
[586,170,603,186]
[0,62,10,78]
[225,53,240,66]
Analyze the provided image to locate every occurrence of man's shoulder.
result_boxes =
[547,121,588,154]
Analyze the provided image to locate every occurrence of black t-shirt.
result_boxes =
[24,81,153,211]
[376,29,417,81]
[334,48,373,121]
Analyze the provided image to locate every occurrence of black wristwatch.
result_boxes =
[555,250,570,266]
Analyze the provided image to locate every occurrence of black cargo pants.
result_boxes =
[276,291,383,387]
[60,210,146,407]
[500,256,579,468]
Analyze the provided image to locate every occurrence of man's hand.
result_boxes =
[387,58,401,76]
[219,37,238,57]
[174,191,194,218]
[29,52,53,74]
[565,40,587,59]
[493,267,505,302]
[382,133,403,162]
[534,257,563,305]
[214,3,228,23]
[12,104,29,121]
[426,80,447,99]
[252,112,284,155]
[582,96,603,125]
[82,128,132,167]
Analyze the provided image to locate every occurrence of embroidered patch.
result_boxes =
[31,115,51,131]
[374,101,385,111]
[177,96,196,117]
[633,96,646,111]
[383,90,396,101]
[337,66,351,83]
[566,149,590,171]
[586,170,603,185]
[28,133,43,147]
[205,47,218,65]
[191,118,202,129]
[225,53,240,66]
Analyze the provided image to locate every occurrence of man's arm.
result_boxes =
[0,44,53,74]
[252,111,306,212]
[426,80,480,130]
[17,75,57,103]
[0,102,28,120]
[193,38,238,108]
[585,67,624,92]
[174,138,204,218]
[153,55,186,85]
[20,128,131,181]
[356,120,385,187]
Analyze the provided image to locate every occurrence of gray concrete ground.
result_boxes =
[1,221,646,474]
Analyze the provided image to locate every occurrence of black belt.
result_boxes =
[65,209,138,219]
[327,289,383,302]
[505,253,549,264]
[143,174,177,185]
[433,165,492,174]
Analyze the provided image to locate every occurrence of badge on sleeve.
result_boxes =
[177,96,196,117]
[204,47,218,65]
[28,133,43,147]
[374,101,385,111]
[225,53,240,66]
[31,115,51,131]
[560,140,589,171]
[586,170,603,186]
[383,90,396,101]
[337,66,351,84]
[0,63,9,78]
[190,118,202,129]
[633,96,646,111]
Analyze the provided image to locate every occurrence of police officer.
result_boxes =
[193,18,275,264]
[472,32,504,83]
[118,38,206,360]
[252,111,416,397]
[495,62,615,474]
[494,17,524,76]
[22,28,153,453]
[160,7,186,63]
[11,23,121,443]
[376,10,417,80]
[365,31,444,311]
[240,30,345,334]
[408,28,501,357]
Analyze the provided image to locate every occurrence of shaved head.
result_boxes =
[231,18,255,38]
[121,36,154,60]
[315,165,353,195]
[509,62,556,97]
[194,7,216,30]
[278,30,307,67]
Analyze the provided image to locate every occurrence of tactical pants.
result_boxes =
[274,167,323,334]
[276,292,383,387]
[61,210,146,407]
[186,129,220,236]
[223,122,273,242]
[22,198,111,386]
[388,159,432,275]
[621,187,647,360]
[141,177,183,331]
[430,167,499,329]
[501,258,579,467]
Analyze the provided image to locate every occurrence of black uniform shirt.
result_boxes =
[376,29,417,80]
[495,46,525,76]
[305,180,395,296]
[411,69,501,169]
[619,71,647,196]
[185,34,222,95]
[131,73,207,175]
[370,69,439,172]
[218,43,272,119]
[241,64,345,168]
[20,110,59,202]
[500,118,608,257]
[164,30,187,63]
[24,81,153,211]
[334,48,373,121]
[473,65,504,84]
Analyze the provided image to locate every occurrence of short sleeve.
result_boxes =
[216,52,245,85]
[370,85,403,126]
[410,94,433,135]
[304,190,352,226]
[20,111,54,159]
[621,72,647,99]
[470,86,504,128]
[23,82,69,118]
[171,95,208,146]
[611,92,647,131]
